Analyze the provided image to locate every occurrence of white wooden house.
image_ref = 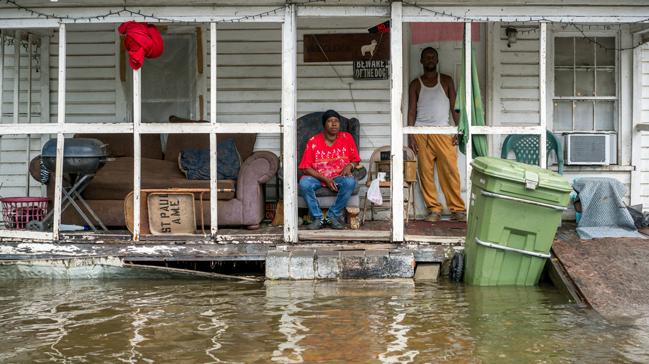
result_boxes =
[0,0,648,243]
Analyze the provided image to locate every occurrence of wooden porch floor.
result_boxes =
[58,219,467,244]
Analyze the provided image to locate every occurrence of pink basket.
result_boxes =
[0,197,49,230]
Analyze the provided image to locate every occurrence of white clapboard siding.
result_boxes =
[639,45,649,207]
[50,24,118,123]
[207,22,390,163]
[0,36,44,200]
[492,24,540,126]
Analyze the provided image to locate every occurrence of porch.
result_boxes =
[0,1,647,247]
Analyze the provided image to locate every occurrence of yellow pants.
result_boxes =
[414,134,466,213]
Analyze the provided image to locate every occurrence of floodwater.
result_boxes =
[1,279,648,363]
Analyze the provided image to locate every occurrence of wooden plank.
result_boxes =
[282,4,298,243]
[133,68,141,241]
[390,1,404,242]
[539,22,547,168]
[547,255,585,305]
[464,22,473,217]
[299,229,391,241]
[52,24,66,239]
[210,22,218,237]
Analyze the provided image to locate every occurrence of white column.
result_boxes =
[282,4,298,243]
[209,22,218,237]
[390,1,404,242]
[39,35,50,198]
[0,32,4,123]
[132,68,141,240]
[26,33,32,196]
[13,30,20,125]
[539,22,548,168]
[464,22,473,216]
[52,24,66,238]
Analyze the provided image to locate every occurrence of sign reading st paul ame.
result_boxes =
[353,59,389,80]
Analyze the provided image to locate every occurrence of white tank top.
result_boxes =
[414,74,450,127]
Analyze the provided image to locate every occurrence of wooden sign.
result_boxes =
[147,193,196,235]
[353,59,389,80]
[304,33,390,62]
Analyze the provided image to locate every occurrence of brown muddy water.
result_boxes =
[1,279,648,363]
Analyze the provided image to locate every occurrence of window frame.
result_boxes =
[549,29,620,163]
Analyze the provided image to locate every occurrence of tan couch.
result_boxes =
[30,132,279,230]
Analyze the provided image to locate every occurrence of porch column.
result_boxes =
[539,22,547,167]
[282,3,298,243]
[52,24,66,238]
[0,32,4,122]
[210,22,218,237]
[464,22,472,215]
[390,0,404,242]
[132,68,142,240]
[26,34,33,196]
[13,30,20,125]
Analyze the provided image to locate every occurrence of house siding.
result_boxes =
[0,33,44,198]
[639,44,649,207]
[209,22,390,163]
[492,23,636,209]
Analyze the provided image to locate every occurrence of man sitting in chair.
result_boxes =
[298,110,361,230]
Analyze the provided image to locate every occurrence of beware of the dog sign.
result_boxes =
[303,33,390,62]
[353,59,389,80]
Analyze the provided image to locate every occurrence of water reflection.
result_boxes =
[0,279,648,363]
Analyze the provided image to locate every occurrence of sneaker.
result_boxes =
[305,218,325,230]
[328,215,346,230]
[450,211,467,222]
[424,212,442,222]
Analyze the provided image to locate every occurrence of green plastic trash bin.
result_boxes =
[464,157,571,286]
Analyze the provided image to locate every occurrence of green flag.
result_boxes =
[456,47,488,158]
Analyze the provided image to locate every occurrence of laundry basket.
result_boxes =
[0,197,49,230]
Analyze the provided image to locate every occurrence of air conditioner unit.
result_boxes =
[565,133,611,165]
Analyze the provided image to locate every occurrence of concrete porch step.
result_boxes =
[265,249,415,280]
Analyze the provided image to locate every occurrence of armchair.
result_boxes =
[295,111,367,212]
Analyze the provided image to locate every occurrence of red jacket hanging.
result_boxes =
[118,21,164,70]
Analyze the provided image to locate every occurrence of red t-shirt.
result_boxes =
[298,132,361,181]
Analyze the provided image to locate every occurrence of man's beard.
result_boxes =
[423,65,437,72]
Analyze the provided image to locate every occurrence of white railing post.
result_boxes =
[391,1,404,242]
[52,24,66,239]
[282,4,298,243]
[464,22,473,216]
[132,68,141,241]
[210,22,218,237]
[539,22,547,168]
[0,31,4,123]
[13,30,20,125]
[26,33,32,196]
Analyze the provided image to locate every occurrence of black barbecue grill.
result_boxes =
[28,138,109,232]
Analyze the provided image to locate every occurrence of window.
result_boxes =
[139,34,197,123]
[552,36,617,132]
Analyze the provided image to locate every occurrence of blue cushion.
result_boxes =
[179,139,241,180]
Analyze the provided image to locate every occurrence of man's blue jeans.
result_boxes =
[299,176,356,221]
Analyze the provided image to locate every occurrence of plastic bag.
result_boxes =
[367,178,383,205]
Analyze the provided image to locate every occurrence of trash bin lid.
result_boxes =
[471,157,571,192]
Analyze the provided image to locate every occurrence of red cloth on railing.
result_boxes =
[118,21,164,70]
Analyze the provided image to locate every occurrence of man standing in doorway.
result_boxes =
[408,47,466,222]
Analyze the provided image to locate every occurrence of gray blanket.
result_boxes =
[573,177,644,240]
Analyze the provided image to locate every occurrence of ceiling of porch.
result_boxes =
[3,0,649,7]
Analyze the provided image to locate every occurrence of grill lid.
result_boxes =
[41,138,108,158]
